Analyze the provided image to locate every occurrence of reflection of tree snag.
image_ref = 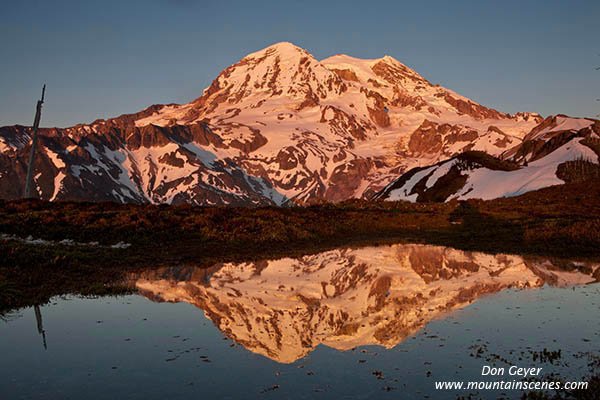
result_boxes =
[34,305,47,350]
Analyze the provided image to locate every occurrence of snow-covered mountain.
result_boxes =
[129,244,599,363]
[3,41,585,205]
[376,116,600,202]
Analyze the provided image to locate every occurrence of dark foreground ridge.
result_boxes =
[1,180,600,312]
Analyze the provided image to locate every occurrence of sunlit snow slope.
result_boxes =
[5,41,591,205]
[377,116,600,202]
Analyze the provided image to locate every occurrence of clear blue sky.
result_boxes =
[1,0,598,128]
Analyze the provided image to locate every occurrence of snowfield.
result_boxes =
[0,42,597,205]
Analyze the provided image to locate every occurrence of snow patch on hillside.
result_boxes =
[534,116,594,140]
[457,138,597,200]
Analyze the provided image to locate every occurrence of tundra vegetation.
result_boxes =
[1,180,599,313]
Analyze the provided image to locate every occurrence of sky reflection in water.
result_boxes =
[1,243,599,399]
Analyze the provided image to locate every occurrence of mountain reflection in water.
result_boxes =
[128,244,598,364]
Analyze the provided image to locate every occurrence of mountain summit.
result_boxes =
[1,42,596,205]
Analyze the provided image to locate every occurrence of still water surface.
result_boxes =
[1,243,599,399]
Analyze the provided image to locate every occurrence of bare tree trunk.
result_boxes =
[24,85,46,199]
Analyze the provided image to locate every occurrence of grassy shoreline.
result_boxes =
[1,180,600,312]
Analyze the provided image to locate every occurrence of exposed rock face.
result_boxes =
[1,42,547,205]
[128,243,598,363]
[503,115,600,163]
[441,93,506,120]
[377,119,600,202]
[408,120,444,154]
[0,121,281,205]
[330,68,360,82]
[405,119,509,160]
